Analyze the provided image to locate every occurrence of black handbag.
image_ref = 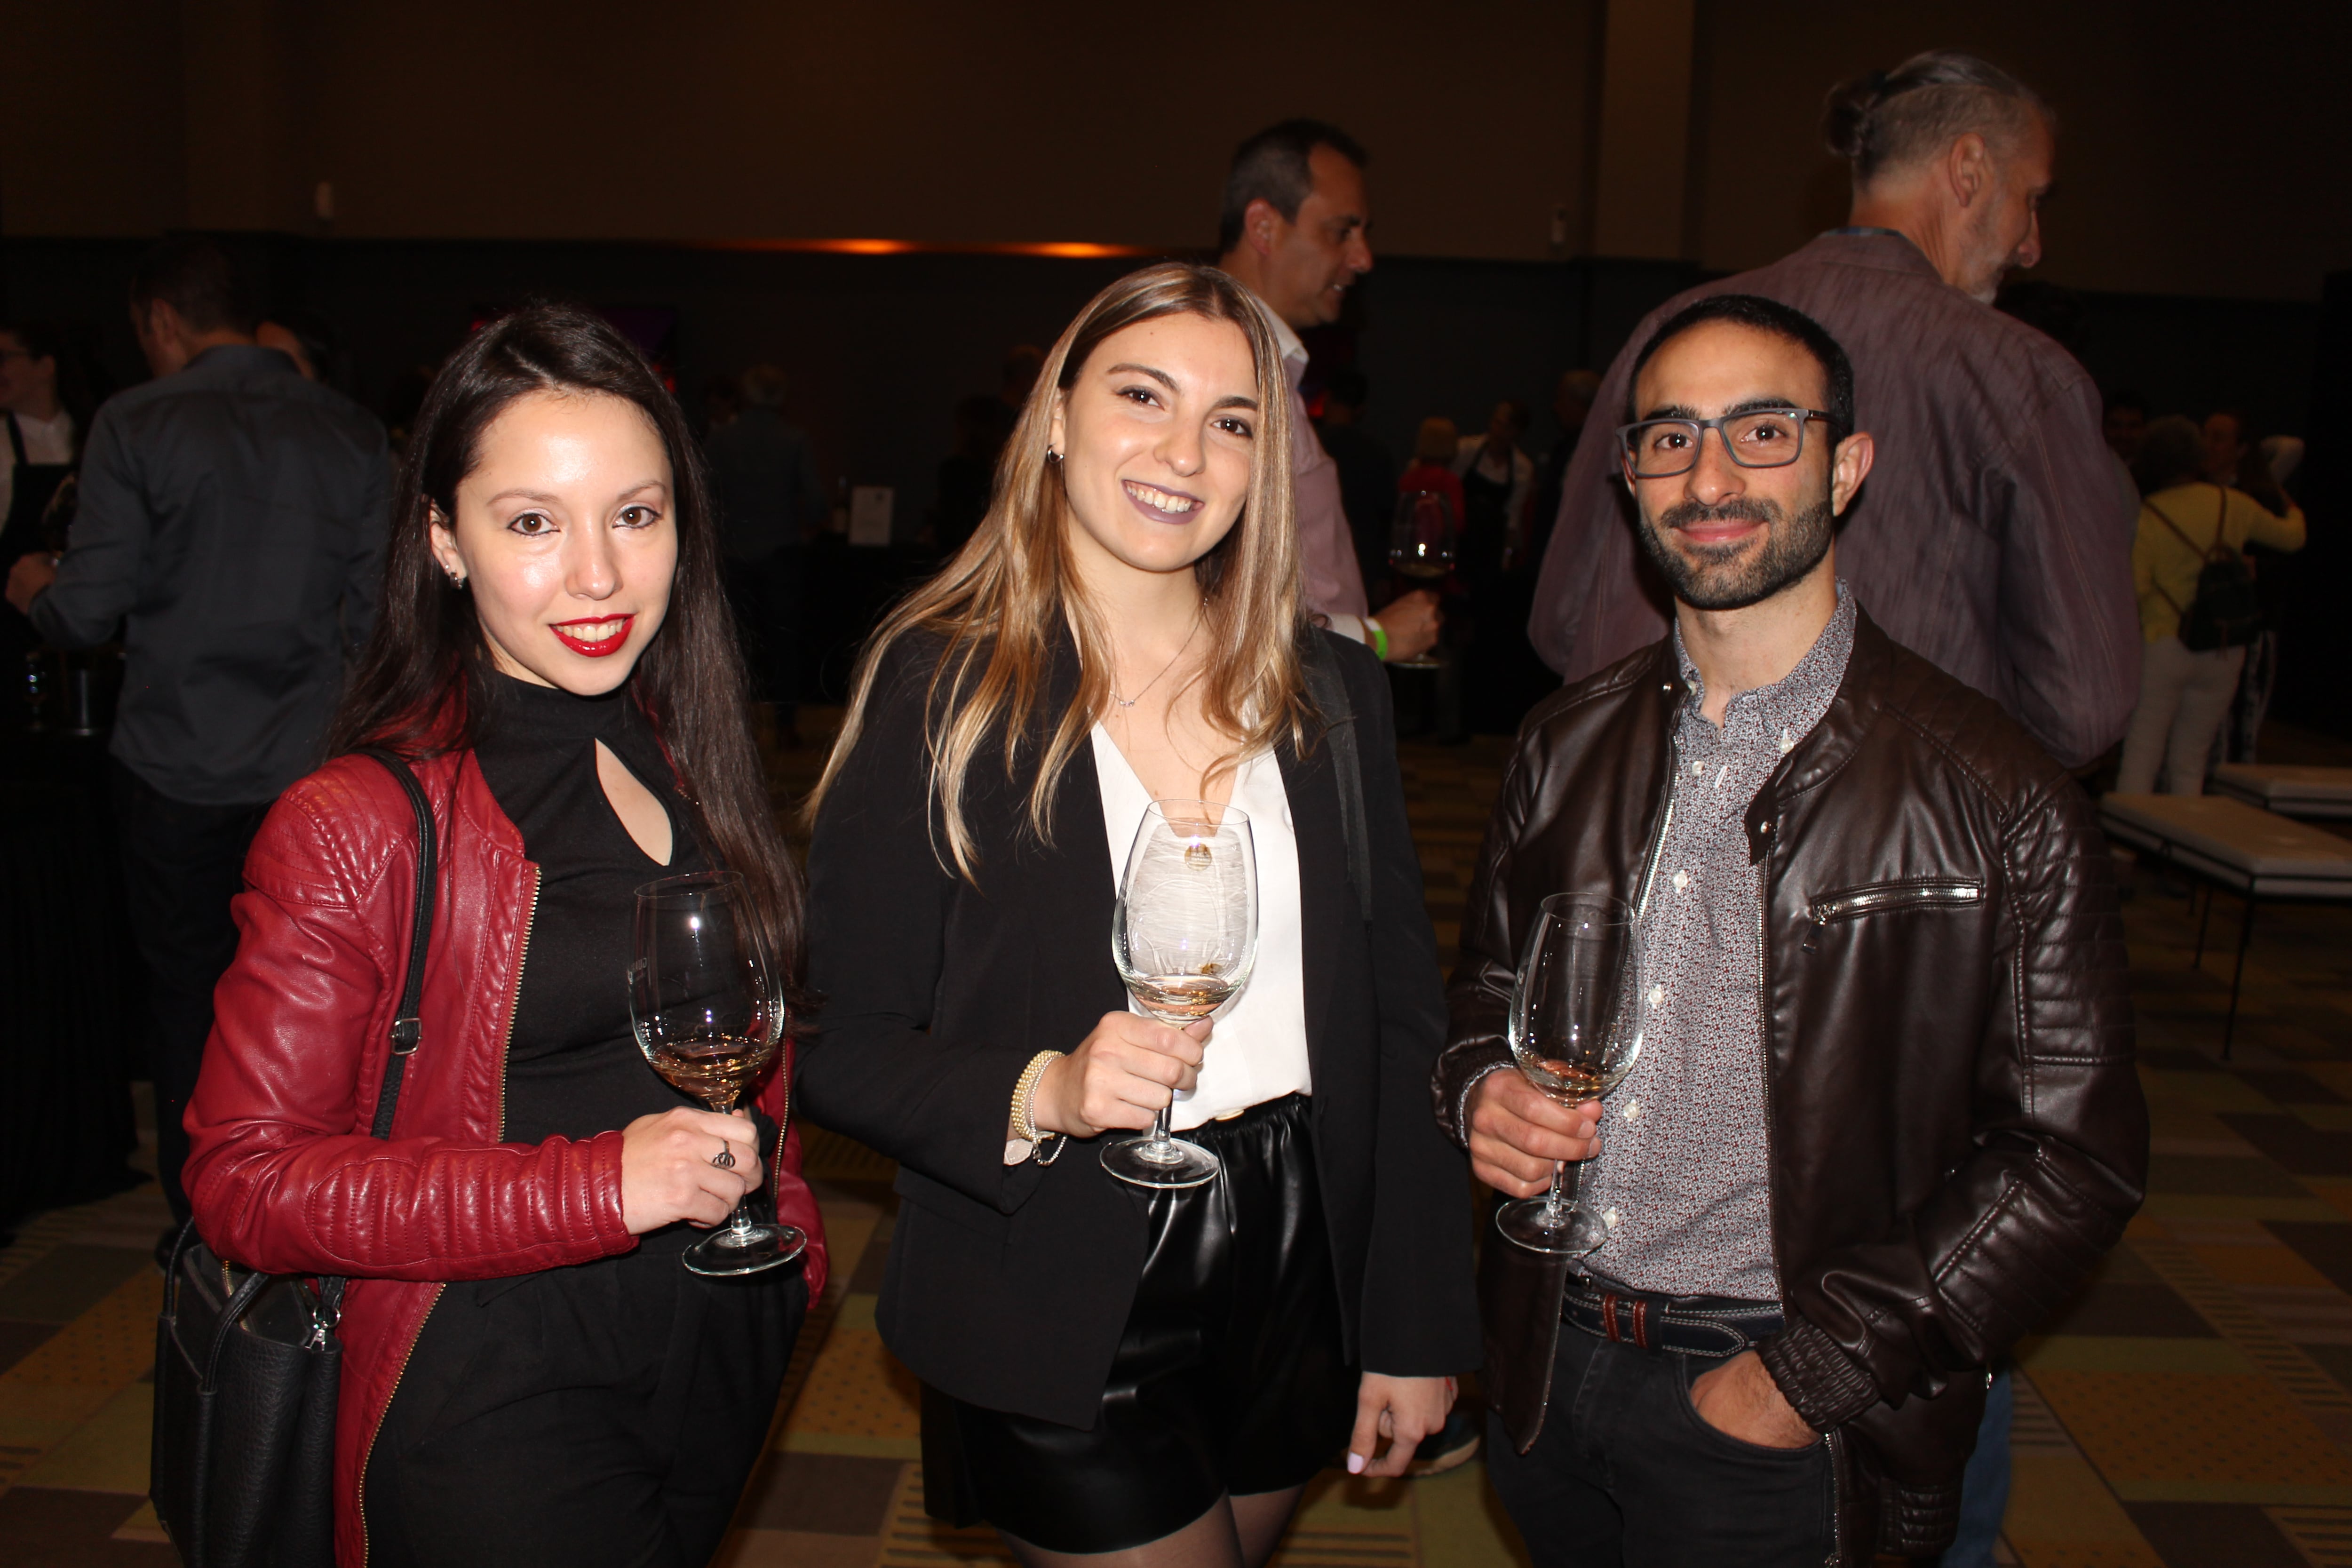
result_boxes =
[151,750,437,1568]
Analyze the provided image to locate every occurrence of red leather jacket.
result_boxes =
[184,749,828,1568]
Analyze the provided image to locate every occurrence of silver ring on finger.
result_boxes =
[712,1143,736,1170]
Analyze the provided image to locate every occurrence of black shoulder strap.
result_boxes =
[355,749,437,1141]
[312,750,436,1322]
[1300,635,1373,923]
[6,414,24,466]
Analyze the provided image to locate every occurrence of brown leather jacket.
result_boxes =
[1432,613,2145,1563]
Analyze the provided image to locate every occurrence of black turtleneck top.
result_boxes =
[473,672,711,1149]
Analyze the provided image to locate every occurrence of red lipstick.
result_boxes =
[550,613,634,658]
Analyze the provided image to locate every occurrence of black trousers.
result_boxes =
[723,547,805,712]
[1486,1322,1836,1568]
[111,763,270,1225]
[366,1236,805,1568]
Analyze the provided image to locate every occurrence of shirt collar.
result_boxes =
[1248,291,1310,384]
[1673,579,1857,748]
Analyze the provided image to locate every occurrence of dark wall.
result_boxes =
[2276,271,2350,738]
[5,234,2336,719]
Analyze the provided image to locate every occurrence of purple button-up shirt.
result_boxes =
[1529,231,2138,768]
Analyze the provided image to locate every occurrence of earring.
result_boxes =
[446,568,467,589]
[1046,447,1062,462]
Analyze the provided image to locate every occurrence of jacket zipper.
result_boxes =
[495,868,542,1142]
[355,1281,443,1568]
[1802,879,1983,950]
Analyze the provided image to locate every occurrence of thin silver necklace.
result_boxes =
[1111,608,1202,709]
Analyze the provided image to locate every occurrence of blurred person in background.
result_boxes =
[702,371,743,434]
[4,237,389,1238]
[1311,366,1396,595]
[1217,119,1439,666]
[1454,399,1533,572]
[704,362,825,748]
[1527,370,1600,572]
[1398,417,1467,520]
[0,320,90,655]
[2198,410,2304,765]
[1455,400,1538,732]
[1397,419,1470,744]
[2115,415,2304,795]
[2103,389,2148,465]
[1530,49,2138,778]
[255,307,348,391]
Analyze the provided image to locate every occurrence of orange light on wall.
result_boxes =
[700,237,1162,259]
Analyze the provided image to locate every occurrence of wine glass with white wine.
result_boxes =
[1494,891,1642,1256]
[629,870,806,1276]
[1103,800,1257,1190]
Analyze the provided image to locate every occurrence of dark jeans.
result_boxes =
[1487,1322,1836,1568]
[111,763,270,1225]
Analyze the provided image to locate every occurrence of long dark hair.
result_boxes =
[327,303,803,988]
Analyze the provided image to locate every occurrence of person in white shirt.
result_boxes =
[1216,120,1440,666]
[800,262,1477,1567]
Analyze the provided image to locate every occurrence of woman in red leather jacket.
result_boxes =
[183,304,827,1568]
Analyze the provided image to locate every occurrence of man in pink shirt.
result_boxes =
[1217,120,1440,665]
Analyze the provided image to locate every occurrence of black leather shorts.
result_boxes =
[922,1093,1357,1553]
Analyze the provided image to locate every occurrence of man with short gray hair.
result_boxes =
[1530,49,2138,774]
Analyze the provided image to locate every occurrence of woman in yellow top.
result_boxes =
[2116,416,2305,794]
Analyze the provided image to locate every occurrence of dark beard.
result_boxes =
[1637,492,1836,611]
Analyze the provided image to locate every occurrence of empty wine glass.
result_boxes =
[1103,800,1257,1190]
[1387,490,1455,669]
[629,870,805,1276]
[1494,892,1642,1256]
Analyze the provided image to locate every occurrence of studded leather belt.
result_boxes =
[1562,1277,1784,1359]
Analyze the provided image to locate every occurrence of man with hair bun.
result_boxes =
[1529,49,2138,779]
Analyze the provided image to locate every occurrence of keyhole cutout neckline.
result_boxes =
[593,736,674,866]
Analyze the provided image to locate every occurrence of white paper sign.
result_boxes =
[848,486,895,547]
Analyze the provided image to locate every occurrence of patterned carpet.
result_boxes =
[2,710,2349,1567]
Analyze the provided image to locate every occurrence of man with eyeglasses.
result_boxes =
[1527,50,2138,776]
[1432,294,2144,1566]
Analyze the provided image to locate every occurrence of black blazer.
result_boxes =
[800,628,1480,1426]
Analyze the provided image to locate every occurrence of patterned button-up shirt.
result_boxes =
[1581,582,1857,1301]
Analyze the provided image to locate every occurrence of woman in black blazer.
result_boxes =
[800,263,1478,1568]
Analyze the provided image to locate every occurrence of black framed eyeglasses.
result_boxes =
[1615,409,1839,479]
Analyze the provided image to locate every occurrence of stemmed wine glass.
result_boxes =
[1103,800,1258,1190]
[1387,490,1455,670]
[1494,892,1643,1256]
[629,870,806,1276]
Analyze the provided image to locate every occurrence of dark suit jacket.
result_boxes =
[800,627,1480,1426]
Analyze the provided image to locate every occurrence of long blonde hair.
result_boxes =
[807,262,1306,879]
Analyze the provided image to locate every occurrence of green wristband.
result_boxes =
[1368,619,1390,661]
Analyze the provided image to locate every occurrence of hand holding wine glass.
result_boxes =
[1386,492,1455,671]
[1102,800,1257,1190]
[1493,891,1642,1257]
[629,870,805,1276]
[1032,1012,1210,1139]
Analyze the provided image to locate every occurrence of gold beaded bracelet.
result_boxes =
[1008,1050,1066,1163]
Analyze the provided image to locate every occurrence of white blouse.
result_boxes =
[1090,726,1312,1128]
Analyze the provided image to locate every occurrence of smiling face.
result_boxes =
[1626,320,1873,613]
[428,389,678,693]
[1048,313,1261,584]
[1255,145,1372,330]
